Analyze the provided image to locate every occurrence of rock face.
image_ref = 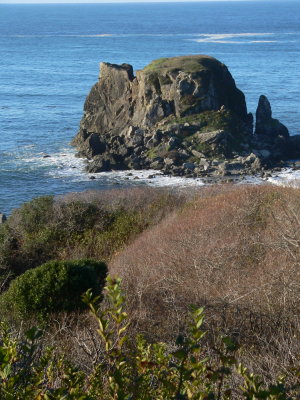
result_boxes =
[72,55,295,178]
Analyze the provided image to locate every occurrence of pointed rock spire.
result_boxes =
[255,95,289,139]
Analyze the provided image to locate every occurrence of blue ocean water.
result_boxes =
[0,1,299,214]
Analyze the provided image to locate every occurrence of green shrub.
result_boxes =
[0,189,184,285]
[17,195,55,233]
[0,259,107,319]
[0,277,298,399]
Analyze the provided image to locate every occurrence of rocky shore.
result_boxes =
[72,55,300,180]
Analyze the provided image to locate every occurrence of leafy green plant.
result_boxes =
[0,276,299,399]
[0,322,92,400]
[0,259,107,320]
[82,277,300,399]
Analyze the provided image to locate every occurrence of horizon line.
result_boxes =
[0,0,291,4]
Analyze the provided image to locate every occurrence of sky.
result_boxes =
[0,0,267,3]
[0,0,290,4]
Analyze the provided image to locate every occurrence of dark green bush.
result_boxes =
[0,259,107,319]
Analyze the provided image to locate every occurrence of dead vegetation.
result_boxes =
[109,185,300,382]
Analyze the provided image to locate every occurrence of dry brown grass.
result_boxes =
[109,184,300,381]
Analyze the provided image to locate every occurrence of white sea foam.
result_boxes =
[9,33,186,39]
[199,32,273,39]
[87,169,206,188]
[7,32,283,46]
[66,34,112,38]
[49,159,207,187]
[18,146,300,190]
[7,32,298,41]
[19,147,86,175]
[45,153,300,190]
[43,151,300,190]
[88,167,300,190]
[189,32,276,44]
[40,150,206,187]
[266,168,300,188]
[250,40,277,43]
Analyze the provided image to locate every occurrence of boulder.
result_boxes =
[197,130,230,145]
[183,162,196,170]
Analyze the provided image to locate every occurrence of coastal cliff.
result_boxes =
[72,55,296,179]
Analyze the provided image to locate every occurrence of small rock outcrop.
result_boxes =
[255,95,289,139]
[72,55,296,179]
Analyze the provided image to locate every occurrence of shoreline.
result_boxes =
[1,151,300,217]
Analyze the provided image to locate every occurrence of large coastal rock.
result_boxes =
[72,55,295,178]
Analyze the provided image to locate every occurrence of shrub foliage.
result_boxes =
[0,259,107,319]
[0,188,184,289]
[0,277,299,399]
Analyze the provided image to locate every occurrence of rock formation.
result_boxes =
[72,55,296,179]
[255,95,289,139]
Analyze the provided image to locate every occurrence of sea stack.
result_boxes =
[72,55,295,178]
[255,94,289,139]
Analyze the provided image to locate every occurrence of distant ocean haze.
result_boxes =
[0,1,299,214]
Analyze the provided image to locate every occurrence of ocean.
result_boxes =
[0,1,299,214]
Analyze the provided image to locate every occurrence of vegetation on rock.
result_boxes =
[142,54,225,74]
